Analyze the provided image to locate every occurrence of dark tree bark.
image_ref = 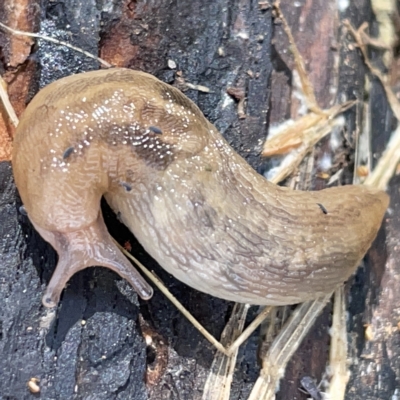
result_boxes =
[0,0,398,399]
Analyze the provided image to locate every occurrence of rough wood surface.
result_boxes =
[0,0,398,399]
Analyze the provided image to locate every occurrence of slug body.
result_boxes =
[12,68,389,307]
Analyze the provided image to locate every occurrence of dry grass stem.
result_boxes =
[263,102,355,159]
[364,124,400,190]
[344,20,400,190]
[248,296,332,400]
[0,75,18,127]
[353,102,371,185]
[344,20,400,121]
[116,242,229,354]
[0,22,113,68]
[268,114,347,184]
[225,306,273,355]
[273,1,322,114]
[263,4,356,185]
[119,242,275,359]
[202,303,250,400]
[326,287,349,399]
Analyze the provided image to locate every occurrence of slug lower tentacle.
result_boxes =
[12,68,389,307]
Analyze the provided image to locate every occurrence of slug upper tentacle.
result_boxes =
[34,212,153,308]
[12,68,389,307]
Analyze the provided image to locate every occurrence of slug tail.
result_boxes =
[36,213,153,308]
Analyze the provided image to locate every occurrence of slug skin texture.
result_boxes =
[12,68,389,308]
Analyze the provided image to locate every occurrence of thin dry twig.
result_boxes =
[0,75,18,127]
[263,102,355,158]
[262,3,356,184]
[226,306,272,355]
[273,0,322,114]
[202,303,250,400]
[343,21,400,121]
[0,22,113,68]
[326,287,349,398]
[248,295,332,400]
[116,242,228,354]
[118,242,274,358]
[365,124,400,190]
[201,305,271,399]
[267,114,348,184]
[345,20,400,190]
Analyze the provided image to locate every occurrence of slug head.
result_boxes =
[12,149,153,308]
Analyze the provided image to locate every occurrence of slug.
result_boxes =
[12,68,389,308]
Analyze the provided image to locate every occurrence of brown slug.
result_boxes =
[12,68,389,308]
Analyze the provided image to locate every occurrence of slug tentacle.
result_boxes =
[12,68,389,307]
[35,212,153,307]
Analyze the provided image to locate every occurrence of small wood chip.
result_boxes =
[27,378,40,394]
